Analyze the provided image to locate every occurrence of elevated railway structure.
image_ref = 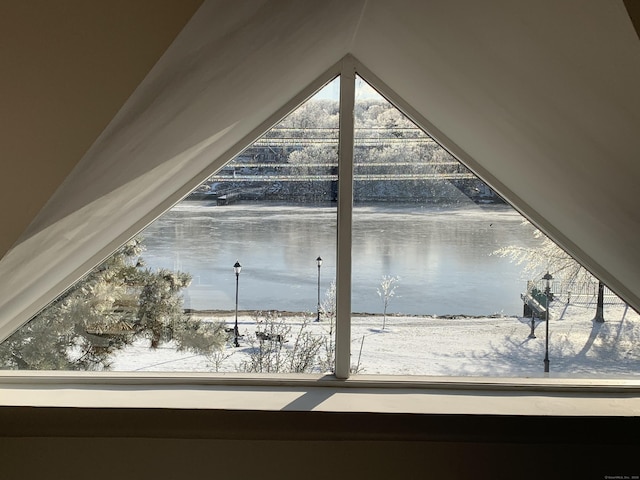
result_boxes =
[206,126,480,183]
[208,162,477,183]
[207,171,477,182]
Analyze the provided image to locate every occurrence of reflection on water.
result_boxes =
[140,202,540,315]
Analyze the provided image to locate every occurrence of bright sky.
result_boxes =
[313,76,381,101]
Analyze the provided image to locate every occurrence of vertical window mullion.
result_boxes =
[335,57,356,379]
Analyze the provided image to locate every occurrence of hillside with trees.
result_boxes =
[197,97,501,204]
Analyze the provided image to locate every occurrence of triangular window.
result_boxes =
[1,63,636,378]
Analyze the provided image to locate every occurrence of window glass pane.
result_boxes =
[350,75,639,377]
[3,71,638,379]
[0,78,340,373]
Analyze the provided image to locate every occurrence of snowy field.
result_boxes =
[111,300,640,378]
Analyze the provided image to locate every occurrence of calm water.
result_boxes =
[140,201,541,316]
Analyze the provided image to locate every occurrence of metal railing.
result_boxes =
[526,280,625,306]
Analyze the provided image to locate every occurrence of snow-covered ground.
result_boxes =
[111,300,640,378]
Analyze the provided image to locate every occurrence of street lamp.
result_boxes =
[315,256,323,322]
[543,271,553,373]
[233,260,242,347]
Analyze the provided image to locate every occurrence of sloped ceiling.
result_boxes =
[0,0,204,257]
[351,0,640,302]
[1,0,639,340]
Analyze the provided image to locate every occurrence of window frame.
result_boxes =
[2,55,640,411]
[2,370,640,416]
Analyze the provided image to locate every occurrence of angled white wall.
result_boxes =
[351,0,640,307]
[0,0,365,339]
[2,0,640,341]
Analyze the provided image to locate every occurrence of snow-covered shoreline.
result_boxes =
[111,301,640,378]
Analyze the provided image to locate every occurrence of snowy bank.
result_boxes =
[111,301,640,378]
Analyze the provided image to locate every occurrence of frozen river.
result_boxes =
[140,201,541,316]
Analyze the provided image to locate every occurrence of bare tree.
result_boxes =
[377,275,400,330]
[206,349,235,372]
[318,281,337,373]
[494,227,606,322]
[240,311,322,373]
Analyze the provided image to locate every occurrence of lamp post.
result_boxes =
[315,256,323,322]
[543,271,553,373]
[233,260,242,347]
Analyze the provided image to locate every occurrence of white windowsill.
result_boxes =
[1,372,639,416]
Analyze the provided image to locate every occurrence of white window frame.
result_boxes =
[2,55,640,415]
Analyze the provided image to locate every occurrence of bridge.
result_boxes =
[207,162,477,182]
[250,127,437,149]
[207,172,477,182]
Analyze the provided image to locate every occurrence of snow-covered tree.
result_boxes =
[494,228,606,322]
[276,99,339,131]
[319,281,337,372]
[287,144,337,180]
[377,275,400,330]
[0,239,226,370]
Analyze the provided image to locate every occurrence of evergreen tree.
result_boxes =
[0,239,225,370]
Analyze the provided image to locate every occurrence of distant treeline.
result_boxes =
[192,97,503,204]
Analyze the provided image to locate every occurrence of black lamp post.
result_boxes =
[315,256,323,322]
[543,271,553,373]
[233,260,242,347]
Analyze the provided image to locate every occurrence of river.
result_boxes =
[140,201,541,316]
